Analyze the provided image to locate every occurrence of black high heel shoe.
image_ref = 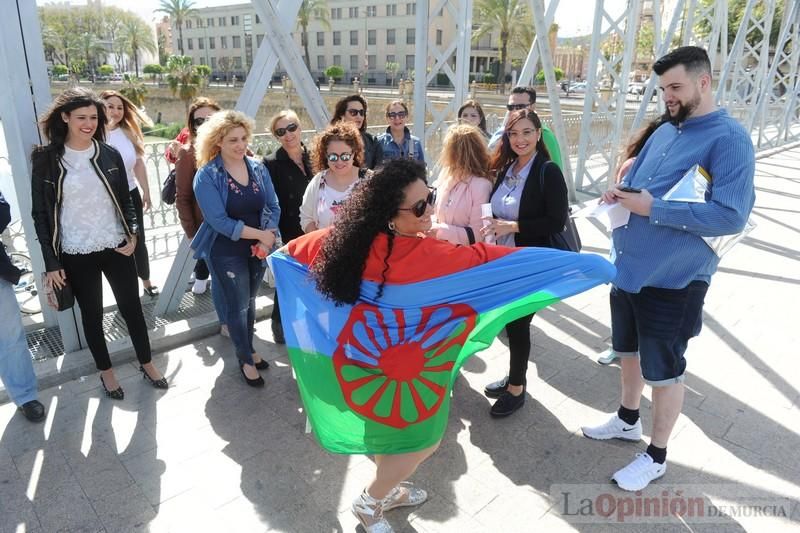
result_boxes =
[240,364,265,388]
[139,366,169,389]
[100,375,124,400]
[253,358,270,370]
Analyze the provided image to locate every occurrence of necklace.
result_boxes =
[392,229,422,239]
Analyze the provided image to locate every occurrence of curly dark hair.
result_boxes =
[310,159,427,305]
[310,122,365,173]
[330,94,369,132]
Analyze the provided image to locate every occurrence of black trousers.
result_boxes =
[130,188,151,281]
[507,313,535,386]
[62,249,152,371]
[194,258,210,281]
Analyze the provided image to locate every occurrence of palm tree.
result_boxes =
[473,0,531,93]
[166,55,201,112]
[120,17,158,78]
[297,0,331,70]
[156,0,197,56]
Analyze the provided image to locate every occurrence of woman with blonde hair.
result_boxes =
[430,124,493,245]
[100,90,158,297]
[299,122,371,233]
[192,110,281,387]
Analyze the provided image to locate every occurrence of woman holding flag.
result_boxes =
[269,160,614,532]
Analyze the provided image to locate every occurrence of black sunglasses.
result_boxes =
[398,188,436,218]
[387,111,408,119]
[275,122,299,137]
[506,103,529,111]
[347,108,366,117]
[327,152,353,163]
[192,116,210,128]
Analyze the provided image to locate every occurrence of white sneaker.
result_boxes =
[597,349,619,365]
[192,279,209,294]
[581,414,642,441]
[612,452,666,491]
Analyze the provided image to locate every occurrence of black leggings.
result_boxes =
[130,188,151,281]
[194,258,210,281]
[507,313,535,387]
[62,249,152,371]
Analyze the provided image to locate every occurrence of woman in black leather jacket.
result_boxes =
[330,94,383,170]
[31,87,167,399]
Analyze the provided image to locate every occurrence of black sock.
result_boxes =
[646,443,667,464]
[617,405,640,426]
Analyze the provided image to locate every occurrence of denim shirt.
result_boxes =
[191,154,281,263]
[377,127,426,164]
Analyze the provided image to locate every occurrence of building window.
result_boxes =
[187,38,193,50]
[200,57,206,65]
[406,55,414,69]
[436,29,443,46]
[366,6,377,17]
[207,18,214,27]
[368,55,376,70]
[256,34,264,47]
[386,29,395,45]
[211,57,217,69]
[350,30,358,46]
[386,54,395,64]
[333,31,341,46]
[198,37,204,50]
[368,30,376,46]
[209,37,215,49]
[349,7,358,18]
[234,56,242,69]
[331,8,342,19]
[185,20,192,29]
[231,16,239,26]
[219,17,226,26]
[406,3,416,15]
[333,54,341,66]
[406,29,415,44]
[350,55,359,70]
[233,35,241,48]
[317,32,324,46]
[386,4,397,16]
[221,36,228,48]
[255,14,260,23]
[318,55,326,69]
[196,18,203,28]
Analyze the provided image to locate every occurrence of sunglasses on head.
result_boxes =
[327,152,353,163]
[506,103,529,111]
[347,108,366,117]
[398,188,436,218]
[387,111,408,119]
[275,123,299,137]
[192,116,210,128]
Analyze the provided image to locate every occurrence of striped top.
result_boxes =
[611,108,755,292]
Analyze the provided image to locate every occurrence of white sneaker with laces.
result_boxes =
[596,349,619,365]
[192,279,209,295]
[612,452,666,491]
[581,414,642,441]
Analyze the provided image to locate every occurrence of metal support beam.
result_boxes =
[518,0,558,87]
[412,0,432,144]
[0,0,83,350]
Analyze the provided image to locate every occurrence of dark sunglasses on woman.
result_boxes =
[387,111,408,119]
[398,188,436,218]
[327,152,353,163]
[192,116,210,128]
[347,108,366,117]
[275,123,299,137]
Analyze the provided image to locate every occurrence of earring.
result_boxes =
[388,221,396,232]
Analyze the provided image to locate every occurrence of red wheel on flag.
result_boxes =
[333,303,476,429]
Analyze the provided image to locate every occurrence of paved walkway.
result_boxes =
[1,146,799,532]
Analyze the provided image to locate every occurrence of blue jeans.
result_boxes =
[207,253,265,366]
[0,280,38,406]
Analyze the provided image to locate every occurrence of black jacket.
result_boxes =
[264,145,313,243]
[490,153,569,248]
[0,189,21,284]
[361,131,384,170]
[31,139,138,272]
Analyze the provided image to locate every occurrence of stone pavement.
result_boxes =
[1,146,799,533]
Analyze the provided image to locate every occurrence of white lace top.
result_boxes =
[59,145,126,255]
[106,127,138,191]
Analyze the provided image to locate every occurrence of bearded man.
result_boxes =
[581,46,756,491]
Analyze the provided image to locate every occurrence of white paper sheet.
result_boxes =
[572,198,631,231]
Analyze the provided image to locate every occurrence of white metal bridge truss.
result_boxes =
[2,0,799,337]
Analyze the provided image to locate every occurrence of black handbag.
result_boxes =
[161,168,177,205]
[539,161,582,253]
[43,273,75,311]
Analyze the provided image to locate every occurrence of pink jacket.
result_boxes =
[433,175,493,245]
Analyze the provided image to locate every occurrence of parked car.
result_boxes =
[569,82,587,94]
[628,83,645,95]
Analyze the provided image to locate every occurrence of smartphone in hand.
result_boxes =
[618,186,642,193]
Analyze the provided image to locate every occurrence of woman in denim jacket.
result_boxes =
[192,110,280,387]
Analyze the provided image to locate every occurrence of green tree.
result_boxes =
[694,0,785,52]
[166,55,201,112]
[385,62,400,87]
[120,74,148,107]
[98,64,115,76]
[535,67,564,83]
[473,0,531,93]
[52,64,69,77]
[194,64,211,88]
[156,0,197,56]
[76,32,105,77]
[325,65,344,81]
[120,17,157,78]
[218,56,234,85]
[297,0,331,70]
[143,63,164,81]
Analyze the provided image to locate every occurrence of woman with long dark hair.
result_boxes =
[480,109,570,418]
[100,90,158,297]
[31,87,167,399]
[457,99,490,139]
[330,94,383,170]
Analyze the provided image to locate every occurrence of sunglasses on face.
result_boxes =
[192,116,210,128]
[275,122,299,137]
[398,188,436,218]
[506,103,529,111]
[327,152,353,163]
[387,111,408,119]
[347,108,366,117]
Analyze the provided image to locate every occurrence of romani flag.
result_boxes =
[269,231,615,455]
